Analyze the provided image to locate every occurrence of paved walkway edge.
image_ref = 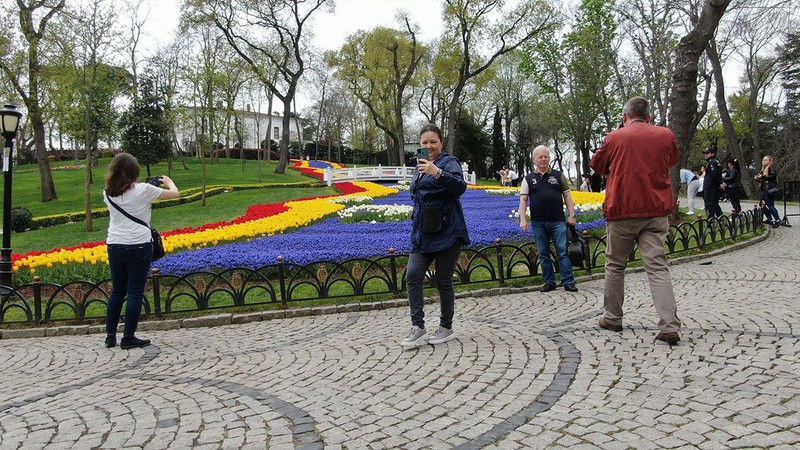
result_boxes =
[0,229,770,341]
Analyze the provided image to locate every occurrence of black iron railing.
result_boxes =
[0,209,764,326]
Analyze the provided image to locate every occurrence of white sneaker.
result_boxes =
[428,326,455,344]
[400,326,427,347]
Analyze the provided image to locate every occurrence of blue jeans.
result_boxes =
[106,243,152,337]
[531,221,574,286]
[406,242,462,329]
[760,190,780,222]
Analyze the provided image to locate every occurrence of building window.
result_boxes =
[273,127,280,140]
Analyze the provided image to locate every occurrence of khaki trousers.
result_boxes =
[603,216,680,333]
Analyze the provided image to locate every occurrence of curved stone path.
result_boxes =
[0,225,798,449]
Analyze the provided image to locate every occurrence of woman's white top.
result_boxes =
[103,183,163,245]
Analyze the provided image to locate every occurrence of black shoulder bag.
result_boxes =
[104,191,165,262]
[567,224,587,268]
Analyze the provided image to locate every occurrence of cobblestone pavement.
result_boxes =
[1,225,798,449]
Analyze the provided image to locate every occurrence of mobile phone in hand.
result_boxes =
[416,147,429,161]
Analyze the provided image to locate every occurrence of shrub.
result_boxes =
[10,206,33,232]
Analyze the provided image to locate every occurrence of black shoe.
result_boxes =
[120,336,151,350]
[656,331,681,345]
[564,284,578,292]
[773,222,781,228]
[539,283,557,293]
[105,335,116,348]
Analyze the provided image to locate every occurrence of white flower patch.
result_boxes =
[338,204,413,223]
[393,180,411,191]
[508,202,604,220]
[329,195,373,207]
[486,188,519,196]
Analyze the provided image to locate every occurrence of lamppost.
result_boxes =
[0,104,23,289]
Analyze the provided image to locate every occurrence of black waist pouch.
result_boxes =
[422,206,443,234]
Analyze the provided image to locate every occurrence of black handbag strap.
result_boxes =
[568,223,581,242]
[104,190,151,230]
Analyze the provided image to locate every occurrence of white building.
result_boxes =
[174,106,304,152]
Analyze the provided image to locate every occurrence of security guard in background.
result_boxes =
[702,145,723,218]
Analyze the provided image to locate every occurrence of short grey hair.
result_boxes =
[623,97,650,119]
[532,145,550,157]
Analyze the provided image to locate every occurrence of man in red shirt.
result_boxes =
[590,97,681,345]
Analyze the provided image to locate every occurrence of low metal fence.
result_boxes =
[0,208,764,326]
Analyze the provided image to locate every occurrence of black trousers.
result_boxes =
[704,187,723,218]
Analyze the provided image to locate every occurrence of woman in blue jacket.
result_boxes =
[401,124,470,348]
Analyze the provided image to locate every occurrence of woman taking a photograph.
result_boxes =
[401,124,470,348]
[104,153,179,349]
[755,155,781,228]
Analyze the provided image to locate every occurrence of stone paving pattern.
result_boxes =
[0,225,798,449]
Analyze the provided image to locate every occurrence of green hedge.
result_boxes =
[29,182,322,231]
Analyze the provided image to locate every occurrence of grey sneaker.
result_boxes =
[428,326,455,344]
[401,326,427,347]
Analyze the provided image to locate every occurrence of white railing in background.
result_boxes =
[322,165,477,186]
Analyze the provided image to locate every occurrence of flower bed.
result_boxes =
[152,188,606,276]
[12,159,607,283]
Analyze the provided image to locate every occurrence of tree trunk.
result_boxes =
[276,98,292,174]
[668,0,732,211]
[706,41,756,199]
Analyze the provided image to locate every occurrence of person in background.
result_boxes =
[509,167,519,187]
[580,174,592,192]
[518,145,578,293]
[590,96,681,345]
[589,171,603,192]
[755,155,781,228]
[401,124,470,348]
[680,167,701,215]
[721,158,742,215]
[702,146,724,219]
[497,166,511,186]
[104,153,179,349]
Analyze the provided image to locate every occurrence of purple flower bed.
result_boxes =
[154,188,605,275]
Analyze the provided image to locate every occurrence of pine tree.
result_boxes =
[120,76,171,175]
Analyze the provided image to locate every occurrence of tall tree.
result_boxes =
[185,0,329,174]
[120,75,171,175]
[0,0,66,202]
[491,106,504,177]
[56,0,125,231]
[328,19,424,165]
[617,0,681,126]
[563,0,619,179]
[146,39,189,170]
[440,0,557,155]
[668,0,733,210]
[489,51,528,166]
[452,107,491,178]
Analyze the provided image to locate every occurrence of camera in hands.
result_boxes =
[146,176,163,187]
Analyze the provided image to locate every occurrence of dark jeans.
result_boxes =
[406,242,462,329]
[530,221,575,286]
[106,243,152,337]
[761,190,780,222]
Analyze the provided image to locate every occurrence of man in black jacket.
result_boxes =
[702,146,723,218]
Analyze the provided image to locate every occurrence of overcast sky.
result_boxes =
[141,0,444,55]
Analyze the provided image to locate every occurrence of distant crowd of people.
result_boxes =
[679,146,781,228]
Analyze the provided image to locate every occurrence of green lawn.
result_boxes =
[12,157,312,217]
[7,157,334,254]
